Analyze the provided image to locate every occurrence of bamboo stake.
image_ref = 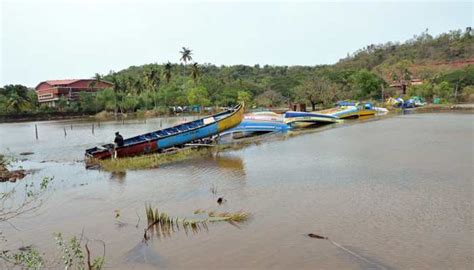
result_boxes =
[64,127,67,137]
[92,124,95,134]
[35,124,38,140]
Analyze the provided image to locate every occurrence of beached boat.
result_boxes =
[318,102,376,119]
[244,111,283,122]
[283,111,342,128]
[219,119,291,140]
[85,104,244,159]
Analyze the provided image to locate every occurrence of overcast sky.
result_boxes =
[1,0,472,87]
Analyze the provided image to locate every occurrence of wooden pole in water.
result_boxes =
[160,119,162,128]
[70,124,73,130]
[35,124,38,140]
[381,83,385,104]
[98,121,101,127]
[64,127,67,137]
[92,124,95,134]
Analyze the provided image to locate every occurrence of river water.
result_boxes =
[0,113,472,269]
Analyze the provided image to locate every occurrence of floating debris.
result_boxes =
[217,197,226,205]
[19,152,34,156]
[307,233,328,240]
[0,168,26,183]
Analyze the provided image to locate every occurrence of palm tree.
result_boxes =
[147,67,160,89]
[179,47,193,76]
[3,85,31,113]
[190,63,201,82]
[164,62,172,83]
[145,67,161,108]
[89,73,102,89]
[110,76,124,116]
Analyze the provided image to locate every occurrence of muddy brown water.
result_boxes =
[0,113,473,269]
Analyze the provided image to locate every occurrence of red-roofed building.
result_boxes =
[35,79,113,106]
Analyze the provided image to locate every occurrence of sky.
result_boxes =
[1,0,472,87]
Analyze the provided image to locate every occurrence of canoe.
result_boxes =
[220,119,291,140]
[283,111,342,128]
[85,104,244,159]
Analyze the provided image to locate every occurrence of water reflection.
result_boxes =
[110,171,127,183]
[213,154,245,175]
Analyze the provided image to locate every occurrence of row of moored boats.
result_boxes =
[85,102,388,159]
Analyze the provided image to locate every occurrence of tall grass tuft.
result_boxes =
[143,204,250,240]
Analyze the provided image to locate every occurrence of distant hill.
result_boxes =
[335,28,474,81]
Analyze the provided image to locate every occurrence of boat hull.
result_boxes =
[220,119,290,139]
[86,104,244,159]
[283,111,342,127]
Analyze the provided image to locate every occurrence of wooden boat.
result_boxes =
[356,103,376,117]
[318,102,375,119]
[283,111,342,128]
[317,106,359,119]
[85,104,244,159]
[244,111,283,122]
[219,119,290,139]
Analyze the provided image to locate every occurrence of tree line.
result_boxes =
[1,28,473,116]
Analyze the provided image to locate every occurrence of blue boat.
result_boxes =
[219,119,291,140]
[283,111,342,128]
[86,104,244,159]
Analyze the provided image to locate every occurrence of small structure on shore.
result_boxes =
[35,79,113,107]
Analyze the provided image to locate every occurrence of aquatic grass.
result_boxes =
[208,211,250,222]
[98,147,217,172]
[143,204,249,240]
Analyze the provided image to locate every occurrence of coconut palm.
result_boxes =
[147,67,160,89]
[190,63,201,82]
[164,62,172,83]
[2,85,31,113]
[179,47,193,64]
[179,47,193,76]
[89,73,102,89]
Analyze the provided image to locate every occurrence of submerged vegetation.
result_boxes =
[93,140,262,172]
[94,146,218,172]
[144,204,250,239]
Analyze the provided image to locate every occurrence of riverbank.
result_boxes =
[412,103,474,113]
[2,103,472,123]
[0,110,209,123]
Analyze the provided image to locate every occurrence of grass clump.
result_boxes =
[98,147,216,172]
[144,204,250,240]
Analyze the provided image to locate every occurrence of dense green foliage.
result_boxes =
[1,28,472,116]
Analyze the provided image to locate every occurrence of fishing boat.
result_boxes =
[219,119,291,140]
[85,104,244,159]
[283,111,342,128]
[318,102,376,119]
[244,111,283,122]
[356,102,377,117]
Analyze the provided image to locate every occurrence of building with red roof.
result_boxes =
[35,79,113,106]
